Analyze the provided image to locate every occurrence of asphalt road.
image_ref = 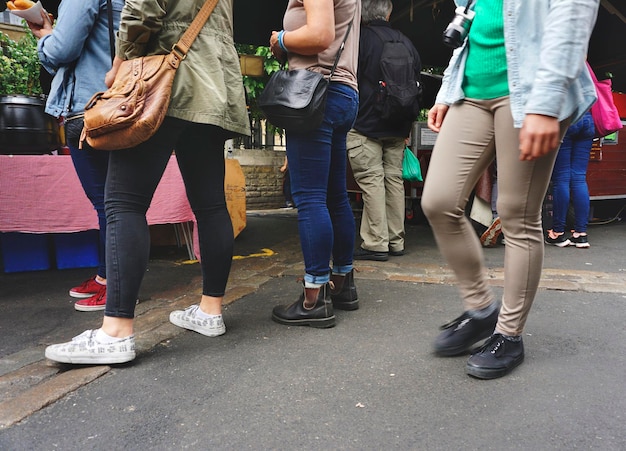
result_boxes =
[1,207,625,449]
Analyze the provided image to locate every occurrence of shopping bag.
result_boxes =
[587,63,623,137]
[402,146,423,182]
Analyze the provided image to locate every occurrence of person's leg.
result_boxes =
[569,112,594,235]
[69,144,109,280]
[421,99,497,311]
[347,131,388,253]
[103,118,187,336]
[272,83,358,326]
[465,99,570,379]
[421,98,500,356]
[283,168,294,207]
[168,124,231,336]
[550,128,573,235]
[327,92,358,273]
[493,101,570,337]
[45,118,186,364]
[382,137,406,254]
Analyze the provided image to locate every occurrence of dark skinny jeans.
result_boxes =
[104,117,232,319]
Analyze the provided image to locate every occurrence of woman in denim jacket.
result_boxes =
[44,0,250,365]
[421,0,599,379]
[27,0,124,311]
[28,0,124,311]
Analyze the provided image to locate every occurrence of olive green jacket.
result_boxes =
[116,0,250,137]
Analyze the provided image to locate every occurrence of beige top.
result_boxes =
[284,0,360,92]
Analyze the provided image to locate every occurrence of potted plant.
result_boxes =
[0,27,59,154]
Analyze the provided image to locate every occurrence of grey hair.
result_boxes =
[361,0,393,24]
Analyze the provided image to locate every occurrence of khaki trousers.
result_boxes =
[347,130,406,253]
[421,97,569,335]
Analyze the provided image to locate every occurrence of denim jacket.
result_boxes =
[38,0,124,118]
[435,0,600,128]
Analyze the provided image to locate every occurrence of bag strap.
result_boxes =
[171,0,220,59]
[106,0,115,63]
[328,14,356,78]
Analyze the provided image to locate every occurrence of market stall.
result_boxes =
[0,154,246,272]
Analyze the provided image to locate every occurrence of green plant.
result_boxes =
[0,28,42,96]
[235,43,283,135]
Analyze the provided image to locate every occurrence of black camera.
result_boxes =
[442,6,475,49]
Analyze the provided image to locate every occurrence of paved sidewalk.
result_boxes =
[1,210,625,449]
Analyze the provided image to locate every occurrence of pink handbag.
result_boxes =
[587,62,623,137]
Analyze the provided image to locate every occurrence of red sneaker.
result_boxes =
[74,285,107,312]
[69,277,105,299]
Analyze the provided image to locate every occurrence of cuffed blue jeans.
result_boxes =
[104,117,232,319]
[286,83,359,286]
[551,111,595,234]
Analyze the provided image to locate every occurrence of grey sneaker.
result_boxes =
[45,329,136,364]
[169,305,226,337]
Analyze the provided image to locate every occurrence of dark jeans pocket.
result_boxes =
[64,117,84,148]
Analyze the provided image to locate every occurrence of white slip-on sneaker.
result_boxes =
[45,329,136,364]
[169,305,226,337]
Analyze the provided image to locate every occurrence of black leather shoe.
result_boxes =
[330,269,359,311]
[433,307,498,356]
[353,247,388,261]
[272,283,335,328]
[466,334,524,379]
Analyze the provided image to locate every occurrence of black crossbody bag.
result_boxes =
[258,18,354,133]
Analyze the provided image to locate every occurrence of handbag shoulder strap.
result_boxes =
[171,0,219,59]
[106,0,115,63]
[328,14,356,78]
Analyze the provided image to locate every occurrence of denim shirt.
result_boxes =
[38,0,124,118]
[436,0,600,128]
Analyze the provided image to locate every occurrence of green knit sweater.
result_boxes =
[462,0,509,100]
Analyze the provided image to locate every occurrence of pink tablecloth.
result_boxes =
[0,154,194,233]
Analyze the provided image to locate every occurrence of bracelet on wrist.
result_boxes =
[278,30,289,53]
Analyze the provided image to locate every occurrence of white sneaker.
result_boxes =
[169,305,226,337]
[45,330,136,364]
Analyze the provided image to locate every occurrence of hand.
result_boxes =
[269,30,286,63]
[104,56,124,88]
[26,10,53,39]
[518,114,560,161]
[427,104,449,133]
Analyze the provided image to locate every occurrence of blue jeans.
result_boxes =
[104,118,232,319]
[69,142,109,279]
[286,83,359,286]
[551,111,595,233]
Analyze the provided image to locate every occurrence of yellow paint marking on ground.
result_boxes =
[233,248,276,260]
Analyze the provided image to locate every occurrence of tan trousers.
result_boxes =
[421,97,569,335]
[347,130,406,253]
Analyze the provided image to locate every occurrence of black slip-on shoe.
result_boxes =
[353,247,388,261]
[466,334,525,379]
[433,308,498,356]
[330,269,359,311]
[272,283,335,328]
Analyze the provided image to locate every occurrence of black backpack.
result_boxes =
[369,26,422,122]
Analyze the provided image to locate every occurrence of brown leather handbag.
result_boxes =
[81,0,218,150]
